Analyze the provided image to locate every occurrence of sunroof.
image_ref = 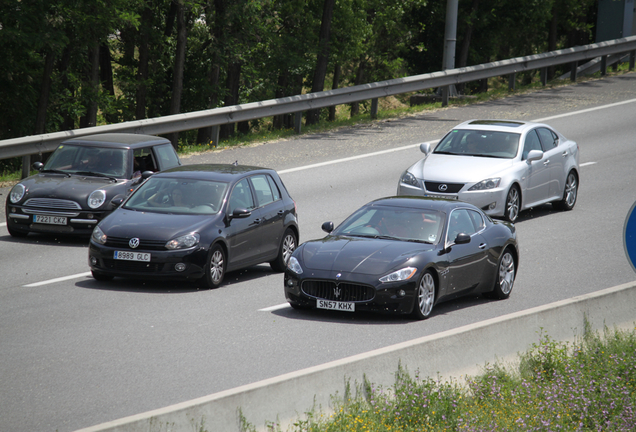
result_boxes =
[469,120,524,127]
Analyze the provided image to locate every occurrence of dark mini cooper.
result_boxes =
[5,133,181,237]
[88,164,299,288]
[284,196,518,320]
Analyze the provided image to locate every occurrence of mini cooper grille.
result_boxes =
[301,280,375,302]
[424,181,464,194]
[103,259,162,273]
[106,236,167,250]
[24,198,82,210]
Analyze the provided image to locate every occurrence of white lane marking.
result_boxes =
[532,98,636,123]
[580,162,596,167]
[259,303,290,312]
[23,272,92,287]
[0,222,6,228]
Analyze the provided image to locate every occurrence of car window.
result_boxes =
[133,147,158,177]
[522,129,543,160]
[228,178,255,213]
[448,209,477,242]
[44,144,81,170]
[154,144,181,170]
[536,127,558,150]
[434,130,519,159]
[46,145,129,178]
[266,175,281,201]
[467,209,485,232]
[250,174,279,207]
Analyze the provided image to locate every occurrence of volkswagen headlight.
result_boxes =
[379,267,417,283]
[92,225,107,244]
[9,184,26,203]
[468,178,501,191]
[400,171,420,188]
[287,256,303,274]
[165,233,200,250]
[88,189,107,209]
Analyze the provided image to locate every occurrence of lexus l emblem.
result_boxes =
[438,184,448,191]
[129,238,140,248]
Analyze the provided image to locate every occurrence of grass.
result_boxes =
[240,322,636,432]
[1,63,633,188]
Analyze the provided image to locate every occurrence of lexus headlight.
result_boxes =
[401,171,420,188]
[379,267,417,283]
[88,189,107,209]
[287,256,303,274]
[9,183,26,203]
[165,233,200,250]
[468,178,501,191]
[92,226,107,244]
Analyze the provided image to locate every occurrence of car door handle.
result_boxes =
[253,218,262,225]
[543,159,550,166]
[277,210,285,215]
[479,243,487,249]
[562,151,568,157]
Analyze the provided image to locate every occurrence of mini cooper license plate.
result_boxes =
[114,251,151,262]
[317,299,355,312]
[34,215,67,225]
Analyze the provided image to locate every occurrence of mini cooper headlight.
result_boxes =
[400,171,420,188]
[88,189,107,209]
[468,178,501,191]
[165,233,200,250]
[379,267,417,283]
[287,256,303,274]
[9,183,26,203]
[92,226,107,244]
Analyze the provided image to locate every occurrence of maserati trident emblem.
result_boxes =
[438,184,448,192]
[129,238,140,249]
[334,286,341,299]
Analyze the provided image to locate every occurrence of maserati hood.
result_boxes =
[412,154,513,183]
[299,236,432,276]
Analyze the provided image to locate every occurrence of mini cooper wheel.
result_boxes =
[554,170,578,211]
[504,185,520,223]
[413,270,436,320]
[270,228,297,272]
[491,248,516,299]
[205,245,226,288]
[91,270,114,281]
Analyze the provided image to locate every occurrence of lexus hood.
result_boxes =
[410,153,513,183]
[298,236,433,276]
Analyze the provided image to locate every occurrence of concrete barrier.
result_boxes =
[76,281,636,432]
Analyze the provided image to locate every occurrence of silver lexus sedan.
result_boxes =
[397,120,580,222]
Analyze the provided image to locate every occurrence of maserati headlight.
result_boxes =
[9,183,26,203]
[400,171,420,188]
[468,178,501,191]
[91,225,107,244]
[287,256,303,274]
[379,267,417,283]
[88,189,107,209]
[165,233,200,250]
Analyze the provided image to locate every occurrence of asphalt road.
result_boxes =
[1,73,636,432]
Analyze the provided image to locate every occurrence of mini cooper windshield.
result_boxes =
[434,129,520,159]
[124,177,228,215]
[336,206,444,244]
[44,144,130,178]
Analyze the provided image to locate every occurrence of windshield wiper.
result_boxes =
[41,169,71,177]
[74,171,117,181]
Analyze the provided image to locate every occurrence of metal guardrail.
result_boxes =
[1,35,635,163]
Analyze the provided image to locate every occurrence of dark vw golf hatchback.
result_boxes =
[88,164,299,288]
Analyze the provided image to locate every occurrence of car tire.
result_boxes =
[490,248,516,299]
[91,270,114,281]
[412,270,436,320]
[553,170,578,211]
[204,244,226,289]
[270,228,297,272]
[504,185,520,223]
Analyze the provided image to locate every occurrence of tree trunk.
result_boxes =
[80,42,100,128]
[168,0,187,149]
[136,3,153,120]
[220,62,241,139]
[35,50,55,135]
[457,0,479,93]
[350,59,365,117]
[548,2,558,80]
[328,63,341,121]
[99,43,117,123]
[306,0,336,125]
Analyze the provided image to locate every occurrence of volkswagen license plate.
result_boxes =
[34,215,67,225]
[114,251,151,262]
[317,299,355,312]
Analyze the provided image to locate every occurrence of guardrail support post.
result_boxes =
[370,98,378,119]
[570,61,578,82]
[600,55,607,76]
[630,51,635,71]
[508,73,516,91]
[211,125,220,147]
[294,112,302,134]
[540,68,547,86]
[21,155,30,179]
